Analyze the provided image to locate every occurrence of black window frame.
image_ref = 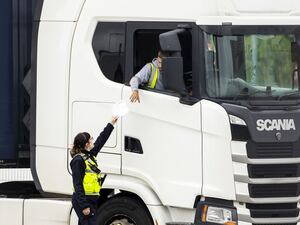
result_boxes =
[125,21,200,99]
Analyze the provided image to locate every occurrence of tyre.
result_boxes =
[96,195,153,225]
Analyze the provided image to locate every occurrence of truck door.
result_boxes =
[69,22,126,175]
[121,22,202,208]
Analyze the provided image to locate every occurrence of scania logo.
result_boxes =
[275,132,282,141]
[256,119,296,131]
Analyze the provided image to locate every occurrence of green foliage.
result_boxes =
[244,35,293,88]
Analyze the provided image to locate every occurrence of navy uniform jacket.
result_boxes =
[70,123,114,210]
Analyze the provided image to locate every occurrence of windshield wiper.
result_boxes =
[278,91,300,100]
[233,88,274,101]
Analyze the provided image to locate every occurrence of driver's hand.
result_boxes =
[130,90,140,103]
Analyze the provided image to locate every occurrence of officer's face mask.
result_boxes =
[157,57,163,71]
[85,137,94,150]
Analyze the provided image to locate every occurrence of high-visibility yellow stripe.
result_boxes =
[149,64,159,89]
[72,154,101,196]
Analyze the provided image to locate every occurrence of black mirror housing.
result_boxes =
[159,29,185,52]
[162,57,185,93]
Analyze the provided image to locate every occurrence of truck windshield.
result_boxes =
[203,26,300,101]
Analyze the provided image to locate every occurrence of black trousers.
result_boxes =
[72,195,98,225]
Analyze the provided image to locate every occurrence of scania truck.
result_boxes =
[2,0,300,224]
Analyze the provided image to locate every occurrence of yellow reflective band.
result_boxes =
[84,192,99,196]
[149,64,159,89]
[72,154,102,196]
[83,156,101,195]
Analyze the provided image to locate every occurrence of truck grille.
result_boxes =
[248,164,300,178]
[246,141,300,158]
[232,139,300,224]
[246,203,299,218]
[249,183,300,198]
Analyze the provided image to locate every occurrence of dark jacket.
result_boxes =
[70,123,114,210]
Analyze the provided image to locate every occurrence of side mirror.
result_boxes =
[159,29,184,52]
[159,26,191,95]
[161,57,185,93]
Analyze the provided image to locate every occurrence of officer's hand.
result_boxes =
[82,208,90,216]
[111,116,118,125]
[130,90,140,103]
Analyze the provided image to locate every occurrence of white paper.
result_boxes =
[112,101,129,117]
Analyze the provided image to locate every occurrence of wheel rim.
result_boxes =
[107,216,136,225]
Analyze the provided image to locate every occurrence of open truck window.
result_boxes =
[131,26,193,95]
[92,22,194,97]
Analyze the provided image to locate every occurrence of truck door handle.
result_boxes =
[124,136,143,154]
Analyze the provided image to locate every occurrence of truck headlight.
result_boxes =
[229,114,246,126]
[201,205,237,225]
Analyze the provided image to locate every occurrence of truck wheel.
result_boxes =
[96,196,153,225]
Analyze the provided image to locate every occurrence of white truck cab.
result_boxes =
[2,0,300,224]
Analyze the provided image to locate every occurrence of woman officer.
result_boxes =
[70,116,118,225]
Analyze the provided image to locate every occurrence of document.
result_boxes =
[112,101,129,117]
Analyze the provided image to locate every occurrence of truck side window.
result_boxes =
[92,22,126,83]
